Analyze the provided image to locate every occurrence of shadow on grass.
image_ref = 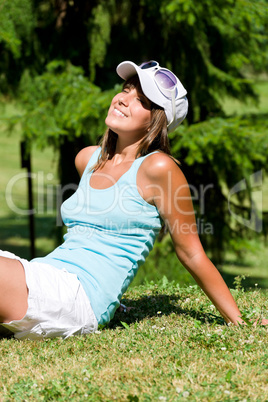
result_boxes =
[0,326,14,339]
[108,294,225,332]
[1,215,267,338]
[0,294,224,340]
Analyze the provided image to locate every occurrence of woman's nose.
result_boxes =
[118,94,129,106]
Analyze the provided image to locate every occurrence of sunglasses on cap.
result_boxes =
[139,60,178,127]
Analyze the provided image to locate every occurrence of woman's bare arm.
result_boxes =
[141,154,267,325]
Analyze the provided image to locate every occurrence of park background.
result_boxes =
[0,1,268,400]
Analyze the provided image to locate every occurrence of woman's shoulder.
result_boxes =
[142,152,181,175]
[75,145,100,177]
[137,152,188,203]
[139,151,188,187]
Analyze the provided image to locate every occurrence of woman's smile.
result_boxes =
[112,107,127,118]
[105,87,152,138]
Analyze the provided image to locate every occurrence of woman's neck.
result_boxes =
[113,139,141,162]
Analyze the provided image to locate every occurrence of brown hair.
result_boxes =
[92,75,172,171]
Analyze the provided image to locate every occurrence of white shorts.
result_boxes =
[0,250,98,340]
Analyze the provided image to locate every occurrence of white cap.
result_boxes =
[116,60,188,133]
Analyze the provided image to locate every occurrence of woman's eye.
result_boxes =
[138,97,148,105]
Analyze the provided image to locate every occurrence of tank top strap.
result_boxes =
[126,151,159,182]
[81,148,159,184]
[80,147,101,181]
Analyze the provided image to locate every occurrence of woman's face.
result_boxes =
[105,86,152,140]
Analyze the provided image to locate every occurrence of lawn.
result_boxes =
[0,280,267,401]
[0,84,268,401]
[221,80,268,116]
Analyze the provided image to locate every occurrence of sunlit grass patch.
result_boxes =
[1,280,267,401]
[221,81,268,116]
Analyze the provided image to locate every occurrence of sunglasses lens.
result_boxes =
[155,70,177,90]
[140,61,158,69]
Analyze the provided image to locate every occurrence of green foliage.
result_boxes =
[88,1,115,81]
[233,275,248,292]
[154,0,268,120]
[0,0,34,57]
[171,114,268,176]
[1,0,268,260]
[0,0,35,91]
[169,114,268,262]
[1,0,267,120]
[8,61,119,149]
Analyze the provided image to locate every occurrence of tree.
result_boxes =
[0,0,35,92]
[2,0,268,116]
[169,114,268,262]
[157,0,268,121]
[2,0,268,260]
[8,60,119,227]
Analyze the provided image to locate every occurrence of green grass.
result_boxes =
[0,84,268,400]
[0,280,268,401]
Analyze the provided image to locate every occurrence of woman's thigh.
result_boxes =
[0,256,28,322]
[0,251,98,340]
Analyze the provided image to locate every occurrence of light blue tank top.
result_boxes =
[32,147,162,325]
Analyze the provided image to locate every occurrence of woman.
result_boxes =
[0,60,266,339]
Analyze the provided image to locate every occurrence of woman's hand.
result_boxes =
[253,318,268,326]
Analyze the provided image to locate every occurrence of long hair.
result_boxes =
[92,75,172,171]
